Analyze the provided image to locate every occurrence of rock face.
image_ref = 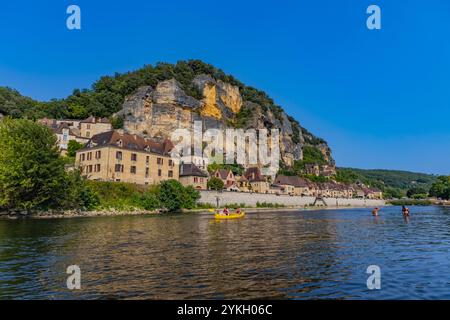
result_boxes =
[117,74,333,168]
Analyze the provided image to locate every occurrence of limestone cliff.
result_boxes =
[116,74,333,169]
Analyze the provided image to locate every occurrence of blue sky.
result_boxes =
[0,0,449,174]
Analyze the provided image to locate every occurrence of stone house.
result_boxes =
[76,130,178,185]
[179,163,208,190]
[244,167,270,194]
[213,169,236,189]
[79,116,112,138]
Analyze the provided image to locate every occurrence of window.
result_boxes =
[158,169,162,177]
[157,158,163,165]
[130,166,136,174]
[146,156,150,164]
[131,153,137,161]
[115,164,123,172]
[168,170,173,178]
[95,150,101,159]
[87,124,91,130]
[80,153,85,161]
[86,132,90,138]
[200,178,204,183]
[145,168,149,178]
[87,152,92,161]
[116,151,122,160]
[168,159,173,167]
[194,177,198,183]
[95,164,101,172]
[88,165,93,173]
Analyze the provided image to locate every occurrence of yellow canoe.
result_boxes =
[214,212,246,220]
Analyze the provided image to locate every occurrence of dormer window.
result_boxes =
[117,140,123,147]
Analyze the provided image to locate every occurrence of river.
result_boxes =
[0,206,449,299]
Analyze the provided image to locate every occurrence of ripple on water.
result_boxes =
[0,206,450,299]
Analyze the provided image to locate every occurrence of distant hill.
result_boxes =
[337,167,438,197]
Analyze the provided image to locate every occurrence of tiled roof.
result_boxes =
[274,175,309,187]
[82,130,174,155]
[216,169,232,180]
[80,116,111,124]
[180,163,208,177]
[244,167,266,182]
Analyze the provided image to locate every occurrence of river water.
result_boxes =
[0,206,449,299]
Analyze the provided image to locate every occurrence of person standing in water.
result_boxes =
[372,207,380,216]
[402,205,410,217]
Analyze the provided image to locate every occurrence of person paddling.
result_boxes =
[372,207,380,216]
[222,207,230,216]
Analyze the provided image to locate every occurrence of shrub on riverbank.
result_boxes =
[256,202,286,208]
[388,199,433,206]
[87,180,200,212]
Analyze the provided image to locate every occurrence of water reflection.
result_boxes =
[0,206,449,299]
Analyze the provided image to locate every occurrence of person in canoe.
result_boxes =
[222,207,230,216]
[235,208,241,214]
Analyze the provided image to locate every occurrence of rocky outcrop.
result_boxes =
[117,74,333,168]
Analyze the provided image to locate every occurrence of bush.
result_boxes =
[207,177,225,191]
[406,186,428,198]
[139,192,161,211]
[256,202,286,208]
[388,199,433,206]
[157,179,200,212]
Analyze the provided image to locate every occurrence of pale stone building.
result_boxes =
[79,116,112,138]
[244,167,270,194]
[179,163,208,190]
[76,130,178,185]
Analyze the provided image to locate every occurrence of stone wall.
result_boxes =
[199,191,385,207]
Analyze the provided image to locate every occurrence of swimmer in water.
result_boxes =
[372,207,380,216]
[402,205,410,217]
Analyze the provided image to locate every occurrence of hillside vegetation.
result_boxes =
[337,167,438,198]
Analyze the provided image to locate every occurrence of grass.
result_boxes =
[388,199,434,206]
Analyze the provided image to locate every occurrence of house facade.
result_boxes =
[76,130,178,185]
[79,116,112,138]
[179,163,208,190]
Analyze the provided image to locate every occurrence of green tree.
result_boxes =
[406,186,428,198]
[110,115,124,129]
[67,140,85,158]
[157,179,200,212]
[383,187,404,199]
[429,176,450,200]
[0,118,67,210]
[61,170,99,210]
[207,177,224,191]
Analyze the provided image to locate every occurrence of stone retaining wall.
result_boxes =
[199,191,385,207]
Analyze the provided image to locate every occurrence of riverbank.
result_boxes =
[0,208,161,219]
[0,202,388,219]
